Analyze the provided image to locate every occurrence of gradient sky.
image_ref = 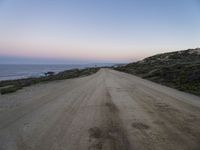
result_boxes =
[0,0,200,64]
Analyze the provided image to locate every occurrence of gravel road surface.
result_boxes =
[0,69,200,150]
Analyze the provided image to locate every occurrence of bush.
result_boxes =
[0,85,22,94]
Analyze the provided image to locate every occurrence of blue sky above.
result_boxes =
[0,0,199,64]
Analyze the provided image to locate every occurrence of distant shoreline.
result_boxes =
[0,64,115,81]
[0,67,101,94]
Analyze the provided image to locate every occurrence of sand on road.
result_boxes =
[0,69,200,150]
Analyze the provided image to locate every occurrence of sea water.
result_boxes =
[0,64,110,81]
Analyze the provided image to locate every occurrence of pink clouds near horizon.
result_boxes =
[0,0,199,64]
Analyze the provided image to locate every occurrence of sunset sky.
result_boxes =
[0,0,200,64]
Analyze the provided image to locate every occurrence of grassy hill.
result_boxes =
[115,48,200,96]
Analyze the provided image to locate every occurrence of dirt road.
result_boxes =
[0,69,200,150]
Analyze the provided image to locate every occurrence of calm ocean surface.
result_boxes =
[0,64,112,81]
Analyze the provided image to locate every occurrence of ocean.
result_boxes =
[0,64,112,81]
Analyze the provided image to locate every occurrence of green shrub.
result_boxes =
[0,85,22,94]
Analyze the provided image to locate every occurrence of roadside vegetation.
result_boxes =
[0,67,99,94]
[115,48,200,96]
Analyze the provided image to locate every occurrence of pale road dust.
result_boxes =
[0,69,200,150]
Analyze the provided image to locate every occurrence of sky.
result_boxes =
[0,0,200,64]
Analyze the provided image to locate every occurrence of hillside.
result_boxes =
[115,48,200,95]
